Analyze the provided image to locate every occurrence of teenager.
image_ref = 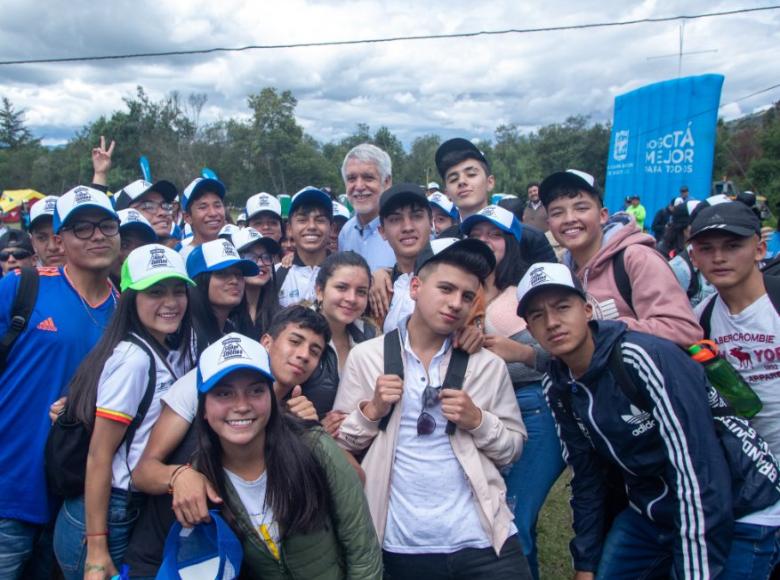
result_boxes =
[303,252,376,428]
[689,201,780,457]
[179,177,227,261]
[28,195,65,267]
[0,230,36,275]
[128,306,329,576]
[428,191,458,236]
[518,261,780,579]
[334,238,531,579]
[0,186,120,579]
[231,227,282,336]
[330,201,351,252]
[110,209,157,287]
[245,192,284,243]
[540,169,702,346]
[461,205,562,580]
[277,187,332,307]
[192,332,383,578]
[338,143,395,271]
[114,179,178,245]
[52,245,194,579]
[435,138,556,263]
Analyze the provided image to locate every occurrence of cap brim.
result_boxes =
[517,284,586,318]
[125,272,196,292]
[380,191,430,217]
[207,258,260,277]
[151,180,178,202]
[55,205,118,233]
[539,172,596,206]
[247,208,282,220]
[688,224,758,241]
[29,214,53,230]
[290,191,333,216]
[198,364,275,393]
[120,223,158,243]
[185,179,225,210]
[235,236,282,256]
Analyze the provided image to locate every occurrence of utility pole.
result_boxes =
[647,21,717,77]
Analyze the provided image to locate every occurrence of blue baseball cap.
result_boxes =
[289,186,333,218]
[197,333,275,394]
[117,208,158,244]
[186,238,260,278]
[460,204,523,243]
[53,186,118,234]
[181,178,226,212]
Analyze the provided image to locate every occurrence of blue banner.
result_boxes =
[605,74,724,230]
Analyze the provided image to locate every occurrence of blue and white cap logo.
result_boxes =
[197,333,275,393]
[30,195,59,225]
[246,192,281,219]
[54,185,117,233]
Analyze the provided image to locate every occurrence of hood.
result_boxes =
[563,211,656,279]
[548,320,628,386]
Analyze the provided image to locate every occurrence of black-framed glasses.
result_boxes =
[134,200,174,214]
[0,250,32,262]
[417,386,442,436]
[62,218,120,240]
[240,252,274,266]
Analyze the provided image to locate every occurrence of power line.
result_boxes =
[0,5,778,66]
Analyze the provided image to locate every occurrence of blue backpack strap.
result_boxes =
[0,266,39,371]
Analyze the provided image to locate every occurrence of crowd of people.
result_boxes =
[0,135,779,580]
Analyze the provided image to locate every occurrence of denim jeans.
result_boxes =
[596,508,779,579]
[383,535,532,579]
[502,384,565,580]
[53,490,141,580]
[0,518,55,580]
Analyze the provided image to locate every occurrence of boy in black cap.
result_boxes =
[435,138,555,263]
[690,200,780,459]
[0,230,35,275]
[335,238,530,579]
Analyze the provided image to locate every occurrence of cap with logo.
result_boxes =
[197,332,275,393]
[218,224,241,240]
[181,178,226,212]
[539,170,599,208]
[460,204,523,243]
[236,211,247,224]
[688,201,761,241]
[231,226,281,256]
[29,195,59,230]
[186,238,260,279]
[288,186,333,218]
[114,179,178,211]
[516,262,587,318]
[379,183,430,218]
[245,193,282,221]
[414,237,496,278]
[53,185,118,234]
[435,138,490,179]
[427,181,440,191]
[332,201,351,223]
[117,208,158,243]
[428,192,458,219]
[120,244,194,292]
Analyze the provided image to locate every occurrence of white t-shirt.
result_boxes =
[95,336,188,490]
[277,263,320,308]
[162,368,198,424]
[225,468,281,558]
[179,243,196,262]
[383,273,415,334]
[383,329,508,554]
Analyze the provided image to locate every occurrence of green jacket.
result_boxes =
[226,430,382,580]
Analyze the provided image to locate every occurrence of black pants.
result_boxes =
[383,535,532,580]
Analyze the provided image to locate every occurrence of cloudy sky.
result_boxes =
[0,0,778,147]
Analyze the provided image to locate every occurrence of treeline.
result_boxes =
[0,87,778,207]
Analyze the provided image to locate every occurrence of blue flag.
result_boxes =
[201,167,219,181]
[139,156,152,182]
[605,74,724,228]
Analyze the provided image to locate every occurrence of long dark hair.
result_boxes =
[660,223,687,258]
[251,268,281,338]
[495,231,530,291]
[193,378,329,535]
[190,271,255,355]
[66,287,193,427]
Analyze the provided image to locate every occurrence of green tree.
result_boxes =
[0,97,37,149]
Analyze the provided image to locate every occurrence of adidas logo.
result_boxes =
[621,404,655,436]
[37,317,58,332]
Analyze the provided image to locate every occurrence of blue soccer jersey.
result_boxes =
[0,266,117,524]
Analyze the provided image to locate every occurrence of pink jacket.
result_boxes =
[567,215,703,347]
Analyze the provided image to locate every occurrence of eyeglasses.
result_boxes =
[0,250,32,262]
[62,218,120,240]
[240,252,274,265]
[134,200,174,214]
[417,386,442,436]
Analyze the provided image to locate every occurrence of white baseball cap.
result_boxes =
[186,238,260,278]
[29,195,59,229]
[117,208,157,243]
[461,205,523,243]
[197,332,275,393]
[231,226,281,256]
[332,201,351,222]
[114,179,177,210]
[120,244,194,292]
[54,186,118,233]
[516,262,586,317]
[427,181,440,191]
[245,193,282,221]
[218,224,241,240]
[181,178,225,212]
[428,192,457,219]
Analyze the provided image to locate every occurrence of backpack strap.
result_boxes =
[274,266,291,294]
[612,248,634,315]
[378,329,404,431]
[0,267,39,370]
[762,272,780,316]
[607,340,651,411]
[680,251,701,299]
[442,348,469,435]
[123,335,159,460]
[698,294,718,340]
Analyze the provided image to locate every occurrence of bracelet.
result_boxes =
[85,563,106,572]
[168,463,192,494]
[85,531,108,537]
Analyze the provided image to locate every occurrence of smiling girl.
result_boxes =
[194,333,382,579]
[231,227,281,336]
[52,244,195,579]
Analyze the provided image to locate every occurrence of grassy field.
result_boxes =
[537,471,574,579]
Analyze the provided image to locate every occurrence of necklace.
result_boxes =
[65,266,118,329]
